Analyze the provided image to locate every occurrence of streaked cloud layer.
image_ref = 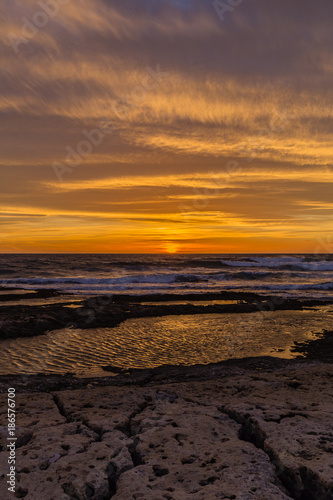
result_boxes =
[0,0,332,252]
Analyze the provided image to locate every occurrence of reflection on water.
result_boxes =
[0,307,331,375]
[0,289,36,295]
[0,297,84,307]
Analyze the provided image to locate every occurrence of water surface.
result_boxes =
[0,254,332,298]
[1,306,331,375]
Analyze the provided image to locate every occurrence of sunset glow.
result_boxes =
[163,242,180,254]
[1,0,332,253]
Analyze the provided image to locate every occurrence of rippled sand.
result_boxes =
[0,307,332,375]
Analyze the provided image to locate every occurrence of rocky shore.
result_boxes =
[1,289,332,499]
[1,359,333,499]
[1,289,332,340]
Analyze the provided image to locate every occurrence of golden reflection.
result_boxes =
[163,242,180,254]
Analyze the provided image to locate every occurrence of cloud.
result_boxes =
[1,0,333,251]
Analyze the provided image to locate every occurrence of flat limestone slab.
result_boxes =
[0,362,332,499]
[113,396,289,499]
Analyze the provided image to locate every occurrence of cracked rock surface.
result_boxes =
[0,362,332,499]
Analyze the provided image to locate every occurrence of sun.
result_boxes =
[163,242,179,254]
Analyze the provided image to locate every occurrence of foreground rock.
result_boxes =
[0,361,332,499]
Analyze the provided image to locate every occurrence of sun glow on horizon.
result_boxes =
[163,242,180,254]
[1,1,332,253]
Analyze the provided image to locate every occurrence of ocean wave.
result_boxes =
[222,256,301,268]
[0,273,207,287]
[222,271,295,280]
[222,256,333,271]
[299,262,333,271]
[252,282,333,291]
[0,254,331,298]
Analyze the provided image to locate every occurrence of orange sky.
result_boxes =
[1,0,333,253]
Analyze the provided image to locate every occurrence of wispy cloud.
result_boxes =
[1,0,333,251]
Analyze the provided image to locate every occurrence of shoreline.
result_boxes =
[0,288,332,385]
[1,288,332,341]
[0,345,332,394]
[0,289,332,498]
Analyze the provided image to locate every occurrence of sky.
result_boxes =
[0,0,332,253]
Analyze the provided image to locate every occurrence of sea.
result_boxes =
[1,254,332,375]
[0,253,333,299]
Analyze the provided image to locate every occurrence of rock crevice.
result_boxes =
[0,363,332,499]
